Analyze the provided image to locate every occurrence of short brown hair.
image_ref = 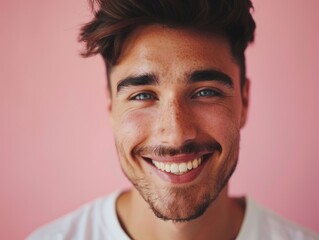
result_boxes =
[79,0,256,88]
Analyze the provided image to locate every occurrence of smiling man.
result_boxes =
[110,25,245,227]
[27,0,319,239]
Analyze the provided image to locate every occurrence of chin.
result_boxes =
[134,166,235,222]
[150,184,215,222]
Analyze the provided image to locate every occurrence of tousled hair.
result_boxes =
[79,0,256,88]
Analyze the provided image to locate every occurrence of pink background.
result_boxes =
[1,0,319,239]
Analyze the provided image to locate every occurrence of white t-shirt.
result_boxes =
[26,191,319,240]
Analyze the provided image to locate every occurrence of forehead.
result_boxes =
[110,24,239,86]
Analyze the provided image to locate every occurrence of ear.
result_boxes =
[240,78,250,128]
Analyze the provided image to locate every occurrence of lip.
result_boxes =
[144,153,212,184]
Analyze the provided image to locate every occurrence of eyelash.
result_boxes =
[129,88,221,101]
[130,92,156,101]
[192,88,222,98]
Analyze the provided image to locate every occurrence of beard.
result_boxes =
[116,134,240,222]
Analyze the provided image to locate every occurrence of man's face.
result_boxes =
[108,25,249,221]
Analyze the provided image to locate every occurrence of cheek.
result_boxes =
[194,103,241,140]
[113,109,154,147]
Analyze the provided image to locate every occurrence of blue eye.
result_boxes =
[195,89,219,97]
[131,92,155,100]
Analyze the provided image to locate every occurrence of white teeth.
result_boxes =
[187,161,193,170]
[152,157,204,175]
[193,159,199,168]
[170,163,179,174]
[160,162,165,171]
[179,163,187,173]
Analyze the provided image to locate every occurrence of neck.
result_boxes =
[117,186,245,240]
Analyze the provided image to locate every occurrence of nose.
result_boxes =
[154,98,197,146]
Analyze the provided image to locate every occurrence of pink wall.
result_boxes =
[0,0,318,239]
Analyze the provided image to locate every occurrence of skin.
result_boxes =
[108,24,249,240]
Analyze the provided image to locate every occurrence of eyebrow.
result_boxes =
[117,73,158,93]
[188,69,234,88]
[116,69,233,93]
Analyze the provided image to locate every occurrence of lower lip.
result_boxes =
[148,159,209,184]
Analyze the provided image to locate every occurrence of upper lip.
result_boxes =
[142,151,213,163]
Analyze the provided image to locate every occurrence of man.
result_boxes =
[27,0,319,239]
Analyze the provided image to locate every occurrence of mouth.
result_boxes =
[143,153,212,176]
